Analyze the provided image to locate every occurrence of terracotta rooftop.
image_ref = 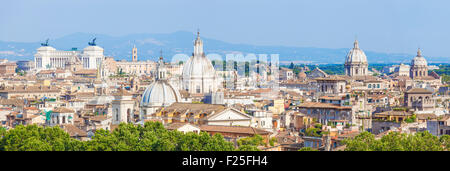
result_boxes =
[297,102,351,110]
[161,102,227,116]
[406,88,433,94]
[112,89,132,96]
[315,76,347,81]
[374,110,412,116]
[73,69,97,75]
[62,124,87,137]
[414,76,439,80]
[87,115,111,122]
[416,114,437,120]
[52,107,75,113]
[352,75,378,81]
[199,125,271,135]
[0,85,60,93]
[165,123,199,130]
[0,99,25,106]
[319,95,345,100]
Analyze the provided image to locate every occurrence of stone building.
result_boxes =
[279,67,294,81]
[296,102,353,126]
[0,62,17,76]
[112,89,135,124]
[34,39,104,70]
[427,115,450,137]
[315,76,348,96]
[48,107,75,126]
[0,85,61,99]
[404,88,434,112]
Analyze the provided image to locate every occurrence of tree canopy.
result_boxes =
[0,122,262,151]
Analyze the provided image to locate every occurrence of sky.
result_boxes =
[1,0,450,57]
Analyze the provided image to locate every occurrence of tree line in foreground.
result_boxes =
[298,131,449,151]
[342,131,449,151]
[0,122,264,151]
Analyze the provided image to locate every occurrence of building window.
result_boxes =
[196,85,201,93]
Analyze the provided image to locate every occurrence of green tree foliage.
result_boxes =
[0,127,5,137]
[342,131,448,151]
[305,127,321,137]
[404,114,416,123]
[269,137,277,146]
[439,135,450,150]
[85,122,236,151]
[237,134,265,151]
[0,125,84,151]
[0,122,249,151]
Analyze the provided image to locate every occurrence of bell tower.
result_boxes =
[132,45,137,62]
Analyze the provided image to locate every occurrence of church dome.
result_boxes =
[411,49,427,66]
[182,54,216,79]
[140,81,181,107]
[345,40,367,64]
[182,32,216,79]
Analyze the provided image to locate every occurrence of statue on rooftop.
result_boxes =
[88,37,97,46]
[40,39,49,46]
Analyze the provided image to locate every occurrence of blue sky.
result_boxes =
[1,0,450,57]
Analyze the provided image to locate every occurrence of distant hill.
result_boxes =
[0,31,448,64]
